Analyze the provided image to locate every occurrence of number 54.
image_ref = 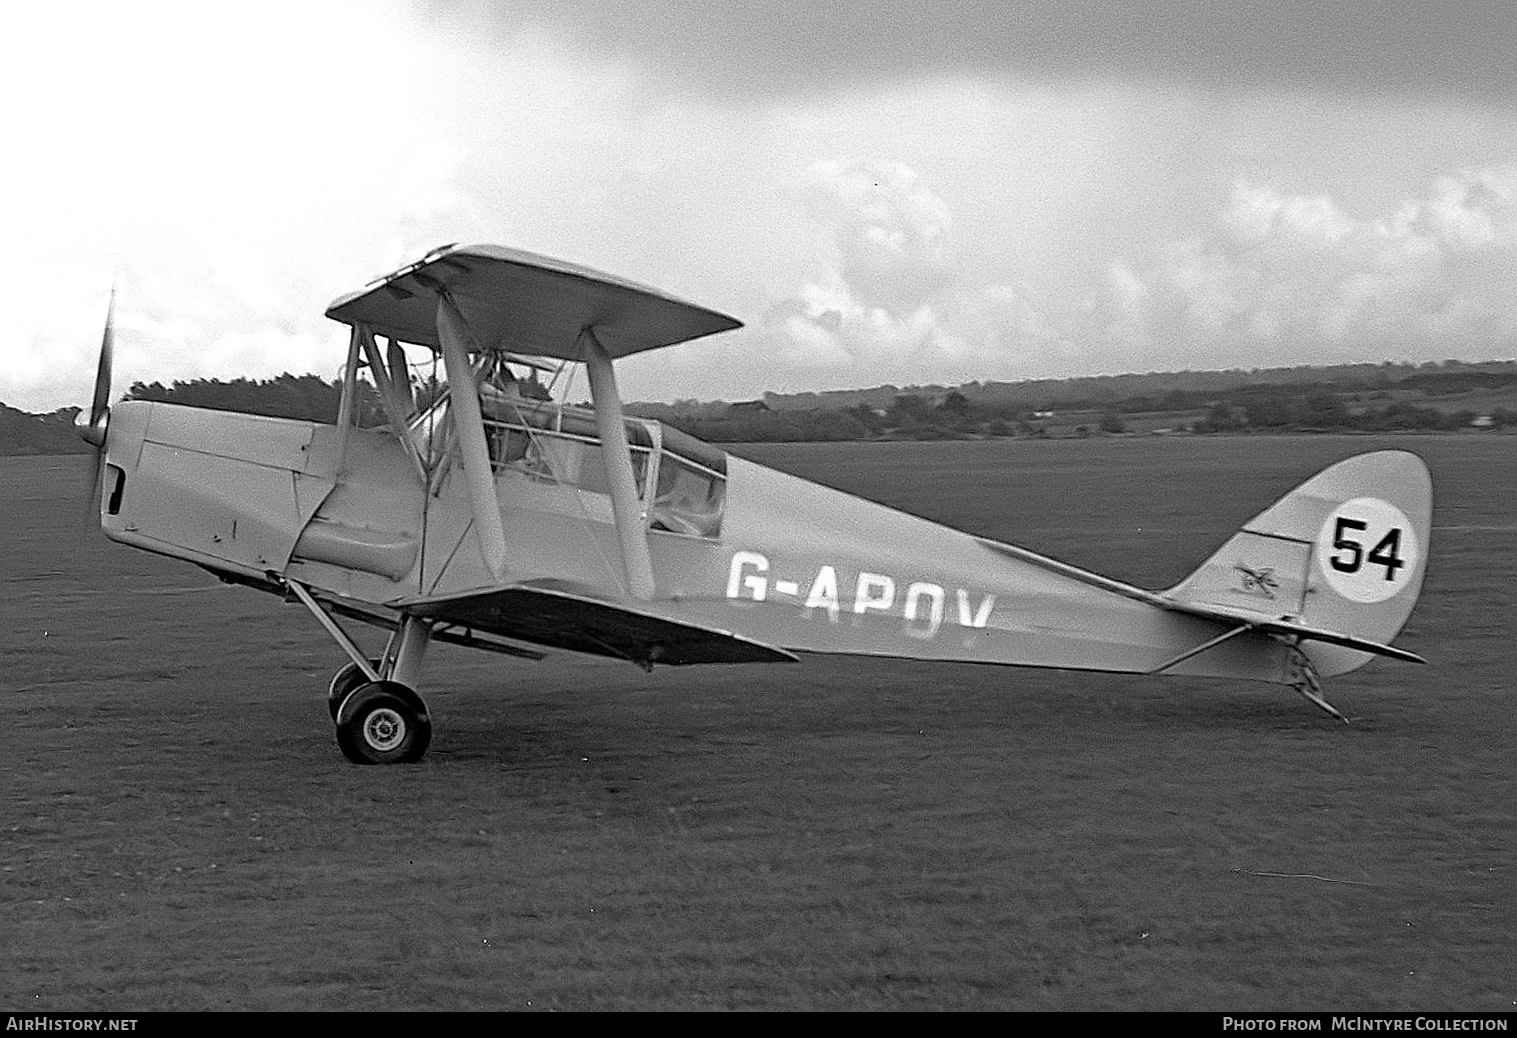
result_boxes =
[1330,517,1405,581]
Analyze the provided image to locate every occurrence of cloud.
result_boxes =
[0,3,482,412]
[799,159,953,309]
[763,159,1053,384]
[1085,168,1517,368]
[432,1,1517,104]
[764,160,1517,387]
[8,3,1514,412]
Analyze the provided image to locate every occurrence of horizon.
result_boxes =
[8,355,1516,419]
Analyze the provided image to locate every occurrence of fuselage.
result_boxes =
[96,399,1285,681]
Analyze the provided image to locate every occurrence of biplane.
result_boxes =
[77,244,1431,764]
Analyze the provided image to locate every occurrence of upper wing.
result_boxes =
[325,243,742,360]
[398,579,797,668]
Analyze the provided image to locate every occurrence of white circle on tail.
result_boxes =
[1315,497,1420,604]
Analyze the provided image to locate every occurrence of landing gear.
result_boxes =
[285,579,438,764]
[328,658,381,721]
[331,613,435,763]
[334,681,432,764]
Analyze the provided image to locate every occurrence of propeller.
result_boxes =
[76,284,115,519]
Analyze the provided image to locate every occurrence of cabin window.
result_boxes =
[416,387,727,537]
[481,401,653,499]
[650,454,724,537]
[484,403,726,537]
[513,436,651,498]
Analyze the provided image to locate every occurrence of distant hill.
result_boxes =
[4,360,1514,454]
[633,360,1517,441]
[0,403,92,456]
[721,360,1517,414]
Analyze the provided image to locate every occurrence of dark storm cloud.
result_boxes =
[429,0,1517,102]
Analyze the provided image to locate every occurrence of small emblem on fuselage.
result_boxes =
[1233,563,1279,599]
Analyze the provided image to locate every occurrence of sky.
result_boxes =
[5,0,1517,412]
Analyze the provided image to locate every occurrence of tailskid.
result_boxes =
[1279,638,1349,725]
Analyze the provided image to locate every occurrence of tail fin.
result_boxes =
[1165,450,1432,678]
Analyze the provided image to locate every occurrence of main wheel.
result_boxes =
[334,681,432,765]
[328,659,382,721]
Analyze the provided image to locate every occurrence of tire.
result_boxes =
[334,681,432,765]
[328,659,382,721]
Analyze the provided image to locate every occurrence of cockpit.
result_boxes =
[407,357,726,539]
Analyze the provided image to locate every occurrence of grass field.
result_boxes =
[2,435,1513,1011]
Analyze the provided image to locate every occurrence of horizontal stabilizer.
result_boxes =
[1157,599,1427,665]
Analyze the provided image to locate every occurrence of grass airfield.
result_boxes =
[2,435,1512,1011]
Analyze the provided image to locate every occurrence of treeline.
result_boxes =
[650,379,1517,443]
[0,374,391,456]
[127,373,359,424]
[748,359,1517,413]
[0,403,93,455]
[1191,389,1514,434]
[2,362,1514,455]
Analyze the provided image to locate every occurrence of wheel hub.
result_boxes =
[363,707,407,751]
